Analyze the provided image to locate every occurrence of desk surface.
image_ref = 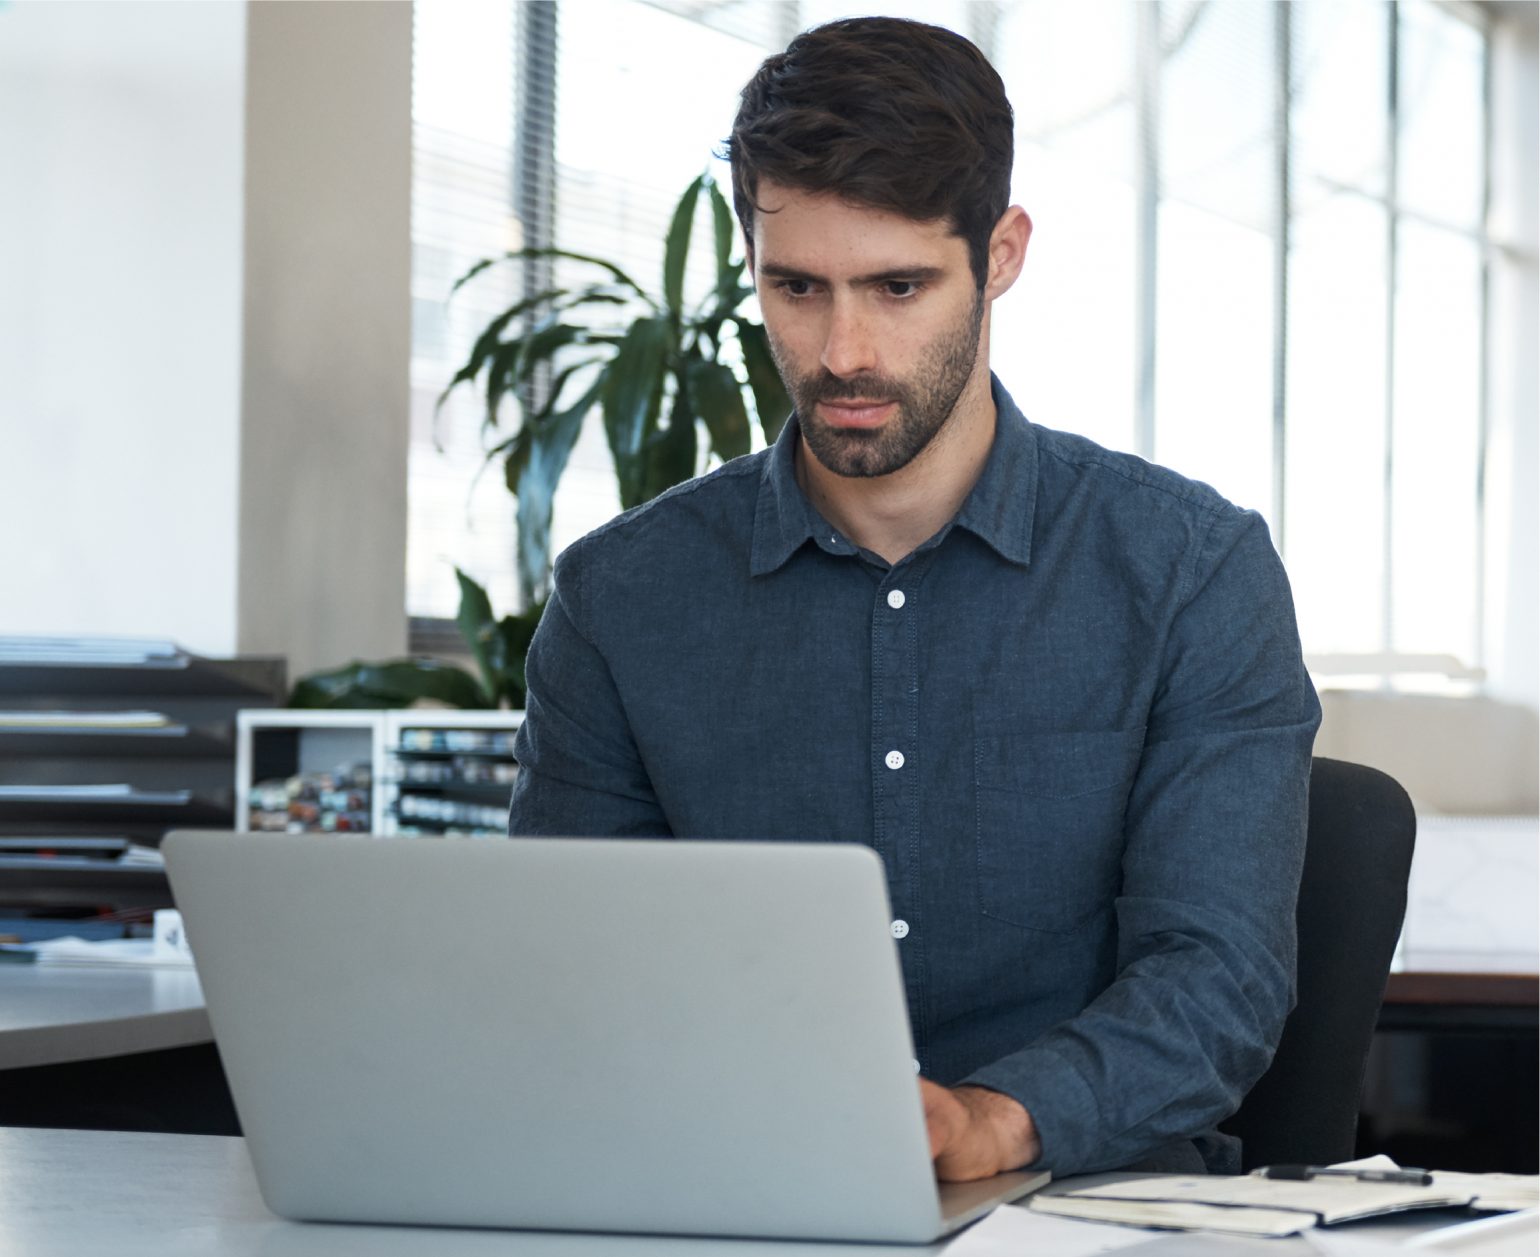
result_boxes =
[0,1127,961,1257]
[0,963,209,1069]
[1,1127,1534,1257]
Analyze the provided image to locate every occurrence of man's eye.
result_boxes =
[884,280,919,298]
[777,280,814,298]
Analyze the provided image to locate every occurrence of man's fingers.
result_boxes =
[919,1081,1042,1182]
[919,1077,960,1158]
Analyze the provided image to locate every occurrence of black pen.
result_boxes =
[1262,1164,1434,1186]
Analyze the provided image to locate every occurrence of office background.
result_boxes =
[0,0,1535,1176]
[0,0,1535,804]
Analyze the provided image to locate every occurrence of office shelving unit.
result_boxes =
[0,638,286,911]
[233,709,523,836]
[235,710,386,834]
[0,640,284,843]
[384,710,522,837]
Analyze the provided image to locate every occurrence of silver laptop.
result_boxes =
[163,832,1047,1243]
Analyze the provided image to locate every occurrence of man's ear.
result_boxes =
[984,206,1031,301]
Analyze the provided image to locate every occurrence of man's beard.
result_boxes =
[768,292,985,479]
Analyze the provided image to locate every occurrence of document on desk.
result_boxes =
[16,937,195,968]
[1431,1173,1540,1213]
[941,1201,1172,1255]
[1303,1208,1540,1257]
[1030,1174,1476,1235]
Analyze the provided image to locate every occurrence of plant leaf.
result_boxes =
[602,316,672,506]
[685,356,751,462]
[453,568,500,701]
[640,406,699,504]
[434,288,568,414]
[289,659,491,710]
[735,319,792,442]
[511,320,586,388]
[451,247,656,308]
[483,339,527,436]
[481,359,603,475]
[476,321,592,440]
[708,176,740,307]
[446,256,502,299]
[696,283,756,328]
[510,376,604,597]
[487,600,546,706]
[663,174,706,321]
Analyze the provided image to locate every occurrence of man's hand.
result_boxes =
[920,1078,1042,1181]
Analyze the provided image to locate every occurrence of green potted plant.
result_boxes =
[291,171,787,709]
[440,168,788,603]
[291,569,542,710]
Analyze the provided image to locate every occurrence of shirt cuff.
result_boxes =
[961,1043,1104,1174]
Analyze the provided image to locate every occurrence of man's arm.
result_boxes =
[958,507,1320,1175]
[508,551,672,838]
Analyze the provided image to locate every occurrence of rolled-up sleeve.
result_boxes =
[962,509,1321,1173]
[508,546,672,838]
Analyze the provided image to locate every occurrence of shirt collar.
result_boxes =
[749,413,833,576]
[749,373,1038,576]
[952,374,1037,567]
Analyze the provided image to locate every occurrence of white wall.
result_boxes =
[0,0,411,683]
[0,0,246,655]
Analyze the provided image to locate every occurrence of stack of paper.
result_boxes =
[1030,1174,1478,1238]
[0,710,172,730]
[10,936,194,968]
[0,637,181,666]
[1431,1172,1539,1214]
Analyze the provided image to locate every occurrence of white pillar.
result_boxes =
[238,0,413,681]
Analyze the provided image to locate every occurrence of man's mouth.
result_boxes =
[816,399,897,428]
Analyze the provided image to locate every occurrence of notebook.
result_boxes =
[162,832,1048,1242]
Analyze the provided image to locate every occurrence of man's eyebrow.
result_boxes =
[757,262,948,286]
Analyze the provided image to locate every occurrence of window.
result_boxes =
[408,0,527,622]
[408,0,1501,692]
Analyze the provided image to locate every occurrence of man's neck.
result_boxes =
[795,367,998,566]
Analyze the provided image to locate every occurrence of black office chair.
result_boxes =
[1220,757,1417,1171]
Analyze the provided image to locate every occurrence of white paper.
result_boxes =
[28,936,195,968]
[0,710,171,729]
[942,1203,1174,1256]
[1303,1208,1540,1256]
[1431,1173,1539,1213]
[1053,1172,1472,1224]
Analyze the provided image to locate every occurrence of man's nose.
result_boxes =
[819,298,878,379]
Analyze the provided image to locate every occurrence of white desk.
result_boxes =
[0,1127,944,1257]
[0,963,209,1069]
[2,1127,1534,1257]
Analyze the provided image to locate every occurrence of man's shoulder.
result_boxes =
[555,449,768,577]
[1029,422,1240,522]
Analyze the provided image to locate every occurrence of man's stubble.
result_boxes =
[767,290,985,479]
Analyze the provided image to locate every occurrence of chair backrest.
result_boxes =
[1220,757,1416,1170]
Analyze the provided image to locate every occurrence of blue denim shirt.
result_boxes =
[509,377,1321,1175]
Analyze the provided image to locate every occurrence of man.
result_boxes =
[509,17,1320,1180]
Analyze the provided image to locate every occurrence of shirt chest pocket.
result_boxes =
[973,728,1145,933]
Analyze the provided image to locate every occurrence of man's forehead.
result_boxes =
[749,181,966,270]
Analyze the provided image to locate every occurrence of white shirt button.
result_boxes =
[885,750,905,770]
[891,919,910,939]
[913,1057,922,1074]
[887,589,906,609]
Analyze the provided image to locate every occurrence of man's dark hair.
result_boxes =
[725,17,1013,289]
